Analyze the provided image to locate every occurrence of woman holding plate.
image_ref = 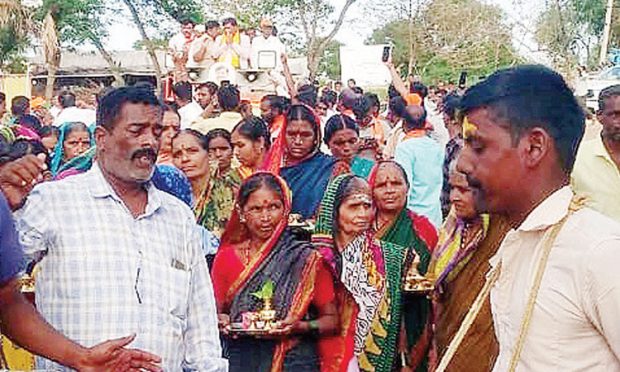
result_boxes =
[211,172,338,371]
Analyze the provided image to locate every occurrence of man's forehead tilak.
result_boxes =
[462,115,479,140]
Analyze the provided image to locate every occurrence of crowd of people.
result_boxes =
[167,16,286,87]
[0,35,619,372]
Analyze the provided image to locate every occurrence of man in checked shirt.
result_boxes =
[15,85,228,371]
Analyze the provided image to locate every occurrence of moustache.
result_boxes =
[131,148,157,162]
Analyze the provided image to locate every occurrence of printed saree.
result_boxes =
[313,174,408,372]
[195,167,242,237]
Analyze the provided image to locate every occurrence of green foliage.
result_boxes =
[534,0,620,70]
[133,38,169,50]
[251,279,275,300]
[37,0,109,46]
[2,55,28,74]
[571,0,606,36]
[157,0,204,24]
[368,0,520,84]
[0,1,32,70]
[0,24,29,70]
[318,40,342,80]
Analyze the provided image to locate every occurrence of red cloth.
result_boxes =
[270,114,286,139]
[411,212,439,251]
[211,245,335,311]
[318,285,358,372]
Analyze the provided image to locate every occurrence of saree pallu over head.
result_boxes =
[367,160,439,255]
[429,207,490,294]
[313,174,407,372]
[218,172,322,371]
[368,161,438,371]
[312,174,360,372]
[50,122,95,178]
[261,105,335,220]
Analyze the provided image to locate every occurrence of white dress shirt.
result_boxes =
[16,164,227,371]
[178,100,203,129]
[490,186,620,371]
[250,35,285,70]
[168,32,187,53]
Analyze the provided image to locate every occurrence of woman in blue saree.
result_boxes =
[49,122,94,179]
[262,104,335,220]
[263,104,335,219]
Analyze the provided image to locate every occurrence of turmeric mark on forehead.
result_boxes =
[463,116,479,139]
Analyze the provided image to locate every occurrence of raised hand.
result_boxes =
[0,154,47,210]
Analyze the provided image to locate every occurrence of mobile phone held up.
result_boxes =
[382,46,392,63]
[458,71,468,88]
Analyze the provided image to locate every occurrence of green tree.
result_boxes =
[123,0,204,93]
[155,0,203,24]
[317,40,342,80]
[38,0,126,86]
[534,0,620,70]
[0,1,35,73]
[369,0,520,83]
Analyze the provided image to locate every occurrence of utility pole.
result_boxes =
[600,0,614,65]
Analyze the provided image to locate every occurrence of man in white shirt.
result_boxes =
[188,20,220,81]
[53,91,96,127]
[457,65,620,371]
[168,19,195,82]
[251,18,285,71]
[17,85,227,371]
[172,81,202,129]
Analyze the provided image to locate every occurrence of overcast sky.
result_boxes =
[105,0,546,61]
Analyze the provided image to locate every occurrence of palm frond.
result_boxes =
[0,0,21,27]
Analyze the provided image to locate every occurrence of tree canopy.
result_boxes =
[534,0,619,70]
[368,0,520,83]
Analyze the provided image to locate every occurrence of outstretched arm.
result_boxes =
[0,278,161,371]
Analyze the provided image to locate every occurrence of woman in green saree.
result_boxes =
[172,129,240,237]
[368,161,439,371]
[314,174,413,372]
